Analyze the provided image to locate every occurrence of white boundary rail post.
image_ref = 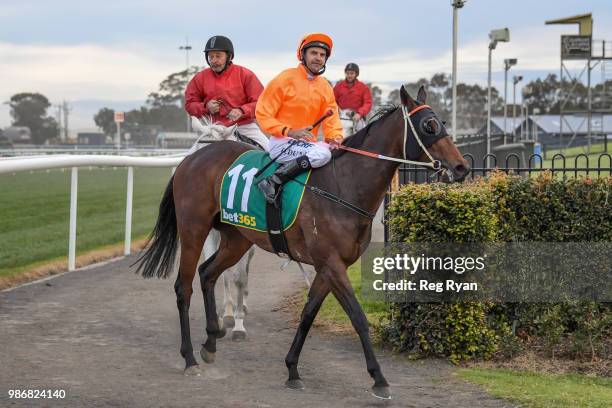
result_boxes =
[124,166,134,255]
[68,167,78,271]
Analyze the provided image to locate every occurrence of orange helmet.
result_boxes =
[296,32,333,61]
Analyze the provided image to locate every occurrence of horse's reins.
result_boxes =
[292,104,446,219]
[337,104,441,170]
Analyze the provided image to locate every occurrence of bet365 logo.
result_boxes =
[222,208,257,227]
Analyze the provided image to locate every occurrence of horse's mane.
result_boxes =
[332,104,398,158]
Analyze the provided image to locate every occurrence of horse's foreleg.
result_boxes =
[284,272,330,390]
[199,229,252,364]
[329,270,391,399]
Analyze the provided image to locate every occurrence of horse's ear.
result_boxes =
[400,85,417,109]
[416,85,427,104]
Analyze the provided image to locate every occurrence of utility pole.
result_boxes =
[56,104,63,141]
[179,37,193,133]
[63,101,70,142]
[451,0,466,141]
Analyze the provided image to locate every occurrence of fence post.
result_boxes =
[124,166,134,255]
[68,167,78,271]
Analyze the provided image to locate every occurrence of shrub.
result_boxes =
[379,173,611,363]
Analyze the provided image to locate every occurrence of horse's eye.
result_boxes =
[425,119,437,133]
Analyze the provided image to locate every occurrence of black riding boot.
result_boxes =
[258,155,311,204]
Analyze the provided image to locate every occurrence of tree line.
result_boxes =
[5,71,609,144]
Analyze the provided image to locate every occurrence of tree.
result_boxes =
[386,74,504,132]
[94,107,116,135]
[8,92,58,144]
[365,83,383,115]
[147,66,199,107]
[522,74,561,115]
[387,75,451,123]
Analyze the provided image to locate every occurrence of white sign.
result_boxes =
[114,112,125,123]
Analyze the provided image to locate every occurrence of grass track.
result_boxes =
[0,167,172,277]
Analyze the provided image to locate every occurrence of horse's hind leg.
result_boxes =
[231,248,253,341]
[203,230,230,337]
[198,227,252,363]
[222,269,236,329]
[175,224,210,376]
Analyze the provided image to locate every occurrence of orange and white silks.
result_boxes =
[255,64,344,143]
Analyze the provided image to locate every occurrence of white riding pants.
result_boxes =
[268,137,332,168]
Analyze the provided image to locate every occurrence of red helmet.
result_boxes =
[296,33,333,61]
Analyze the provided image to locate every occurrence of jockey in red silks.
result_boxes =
[333,62,372,135]
[185,35,269,150]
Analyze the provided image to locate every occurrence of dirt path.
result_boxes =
[0,243,515,408]
[0,207,514,407]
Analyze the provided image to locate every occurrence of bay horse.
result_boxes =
[135,85,469,399]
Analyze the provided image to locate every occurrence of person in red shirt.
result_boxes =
[333,63,372,135]
[184,35,269,150]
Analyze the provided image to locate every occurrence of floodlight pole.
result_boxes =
[513,75,523,143]
[503,58,517,144]
[504,65,508,143]
[487,41,494,167]
[487,28,509,168]
[451,0,465,141]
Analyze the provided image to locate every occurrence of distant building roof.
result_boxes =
[529,114,612,134]
[477,117,524,135]
[479,114,612,136]
[156,132,199,148]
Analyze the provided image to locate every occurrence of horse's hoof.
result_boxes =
[216,326,227,339]
[200,347,216,364]
[183,365,201,376]
[285,379,305,390]
[231,330,246,342]
[371,385,392,400]
[223,316,235,328]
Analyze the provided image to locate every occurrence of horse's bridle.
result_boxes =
[338,104,442,170]
[400,104,441,169]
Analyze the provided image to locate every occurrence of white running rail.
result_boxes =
[0,154,186,271]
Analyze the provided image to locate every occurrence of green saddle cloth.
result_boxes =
[220,150,310,232]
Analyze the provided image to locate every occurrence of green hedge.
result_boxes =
[379,172,611,363]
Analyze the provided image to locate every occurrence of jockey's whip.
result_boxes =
[254,109,334,178]
[308,109,334,130]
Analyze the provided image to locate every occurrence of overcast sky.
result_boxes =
[2,0,612,130]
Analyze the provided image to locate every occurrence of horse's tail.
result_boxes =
[133,176,179,279]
